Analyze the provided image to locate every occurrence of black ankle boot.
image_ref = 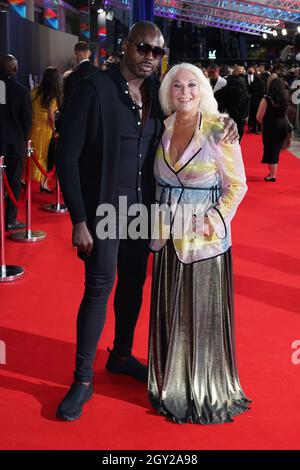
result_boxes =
[56,383,93,421]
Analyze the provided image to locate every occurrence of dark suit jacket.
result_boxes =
[0,72,32,158]
[55,69,163,236]
[215,78,249,129]
[63,61,98,106]
[247,75,265,108]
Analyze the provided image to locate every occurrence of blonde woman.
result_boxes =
[148,63,250,424]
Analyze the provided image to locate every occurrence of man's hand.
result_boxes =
[204,216,214,237]
[192,214,214,237]
[72,222,93,256]
[220,116,239,144]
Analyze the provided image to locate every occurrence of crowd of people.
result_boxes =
[201,61,293,181]
[0,22,297,425]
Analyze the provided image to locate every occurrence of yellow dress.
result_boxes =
[29,88,57,182]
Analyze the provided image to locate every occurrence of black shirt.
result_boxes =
[108,65,163,211]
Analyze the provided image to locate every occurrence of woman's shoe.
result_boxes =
[264,176,276,182]
[40,184,53,194]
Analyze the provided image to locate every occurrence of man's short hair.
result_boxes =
[207,63,219,70]
[74,41,90,52]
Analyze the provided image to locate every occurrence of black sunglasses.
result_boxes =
[128,40,166,60]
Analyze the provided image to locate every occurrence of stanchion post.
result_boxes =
[0,155,25,281]
[43,174,68,214]
[9,141,47,243]
[0,157,5,268]
[27,140,33,237]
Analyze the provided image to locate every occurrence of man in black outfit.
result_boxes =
[55,21,238,421]
[246,66,265,133]
[63,41,98,107]
[0,55,32,231]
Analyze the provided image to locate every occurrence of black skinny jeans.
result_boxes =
[74,224,150,383]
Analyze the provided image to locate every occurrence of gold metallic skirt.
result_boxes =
[148,241,251,424]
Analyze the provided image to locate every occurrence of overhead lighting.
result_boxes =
[97,8,104,13]
[250,44,255,48]
[262,33,267,39]
[282,28,287,36]
[272,30,278,36]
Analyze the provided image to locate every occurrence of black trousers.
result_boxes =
[5,157,23,225]
[248,102,261,132]
[74,222,150,382]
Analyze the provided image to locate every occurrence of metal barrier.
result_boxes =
[0,156,25,282]
[9,141,47,243]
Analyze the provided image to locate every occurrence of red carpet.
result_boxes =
[0,133,300,450]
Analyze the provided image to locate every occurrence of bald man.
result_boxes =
[0,55,32,230]
[55,21,239,421]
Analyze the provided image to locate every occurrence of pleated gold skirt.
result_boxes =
[148,241,251,424]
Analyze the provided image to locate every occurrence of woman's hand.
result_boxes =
[220,116,239,144]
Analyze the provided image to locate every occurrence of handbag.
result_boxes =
[281,119,293,150]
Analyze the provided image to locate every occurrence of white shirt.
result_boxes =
[212,76,227,93]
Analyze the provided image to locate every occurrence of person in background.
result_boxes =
[0,54,32,231]
[233,64,246,77]
[246,66,265,134]
[215,74,249,141]
[257,64,271,88]
[105,53,122,67]
[63,41,98,107]
[201,66,208,78]
[62,64,75,81]
[207,63,227,93]
[29,66,62,192]
[256,77,290,182]
[219,64,232,79]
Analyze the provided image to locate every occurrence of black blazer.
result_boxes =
[215,78,249,127]
[248,76,265,107]
[0,72,32,158]
[55,69,163,233]
[63,61,98,106]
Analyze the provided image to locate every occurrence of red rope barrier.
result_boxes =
[31,153,56,178]
[3,158,31,209]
